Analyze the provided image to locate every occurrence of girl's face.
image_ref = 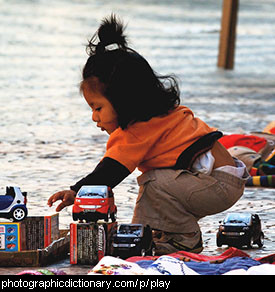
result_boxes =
[82,82,118,135]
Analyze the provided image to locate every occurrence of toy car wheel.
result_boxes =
[12,207,27,221]
[256,232,264,248]
[72,213,79,221]
[105,210,110,222]
[141,249,146,257]
[247,237,254,249]
[216,236,223,247]
[110,211,116,222]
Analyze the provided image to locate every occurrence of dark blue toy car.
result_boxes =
[112,224,156,258]
[217,212,264,248]
[0,186,28,221]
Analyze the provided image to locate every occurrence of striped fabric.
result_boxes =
[246,175,275,187]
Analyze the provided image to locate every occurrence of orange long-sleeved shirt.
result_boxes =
[104,105,216,173]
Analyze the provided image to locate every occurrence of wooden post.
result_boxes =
[217,0,239,69]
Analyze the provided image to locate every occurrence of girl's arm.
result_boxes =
[48,157,130,212]
[70,157,131,193]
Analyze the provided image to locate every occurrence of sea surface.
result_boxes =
[0,0,275,260]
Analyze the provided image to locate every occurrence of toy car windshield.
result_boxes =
[77,186,107,198]
[223,213,251,224]
[119,224,143,236]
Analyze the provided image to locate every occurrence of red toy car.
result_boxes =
[72,185,117,223]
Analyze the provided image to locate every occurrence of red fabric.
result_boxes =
[126,247,250,263]
[219,134,266,152]
[256,253,275,264]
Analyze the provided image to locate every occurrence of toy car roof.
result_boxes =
[223,212,252,224]
[118,224,144,235]
[119,223,143,228]
[77,185,109,197]
[3,186,27,198]
[78,185,108,191]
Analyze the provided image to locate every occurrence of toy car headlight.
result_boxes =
[133,238,141,243]
[243,227,249,231]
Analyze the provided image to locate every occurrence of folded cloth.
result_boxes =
[144,256,199,275]
[263,121,275,135]
[245,175,275,187]
[243,263,275,275]
[17,269,66,275]
[227,146,261,171]
[135,256,260,275]
[127,246,250,263]
[249,132,275,160]
[89,255,260,275]
[88,248,275,275]
[182,257,261,275]
[137,256,262,275]
[265,149,275,165]
[224,264,275,275]
[257,162,275,175]
[219,134,267,152]
[88,255,197,275]
[88,256,151,275]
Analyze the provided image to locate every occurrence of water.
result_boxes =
[0,0,275,259]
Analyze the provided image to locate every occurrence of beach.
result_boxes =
[0,0,275,274]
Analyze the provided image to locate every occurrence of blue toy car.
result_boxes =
[0,186,28,221]
[112,224,156,258]
[217,212,264,248]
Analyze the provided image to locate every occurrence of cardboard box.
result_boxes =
[70,222,117,265]
[0,229,70,267]
[0,214,59,251]
[23,214,59,250]
[0,222,25,252]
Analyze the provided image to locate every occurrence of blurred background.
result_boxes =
[0,0,274,254]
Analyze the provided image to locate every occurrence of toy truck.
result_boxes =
[112,224,156,258]
[217,212,264,248]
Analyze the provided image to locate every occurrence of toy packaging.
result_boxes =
[70,221,117,265]
[22,214,59,250]
[0,222,25,252]
[0,213,59,251]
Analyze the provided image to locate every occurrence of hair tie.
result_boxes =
[96,42,120,53]
[105,43,120,51]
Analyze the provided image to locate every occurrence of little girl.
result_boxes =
[48,14,249,254]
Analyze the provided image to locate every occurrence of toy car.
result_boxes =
[0,186,28,221]
[112,224,156,258]
[72,185,117,223]
[216,212,264,248]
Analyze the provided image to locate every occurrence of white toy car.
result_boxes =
[0,186,28,221]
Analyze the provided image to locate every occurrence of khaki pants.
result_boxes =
[132,166,249,249]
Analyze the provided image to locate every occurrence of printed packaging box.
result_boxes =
[70,222,117,265]
[0,222,25,252]
[22,214,59,250]
[0,213,59,252]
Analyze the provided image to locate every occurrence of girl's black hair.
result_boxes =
[82,14,180,129]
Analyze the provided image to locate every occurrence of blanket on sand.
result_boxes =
[88,247,275,275]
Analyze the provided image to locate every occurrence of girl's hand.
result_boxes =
[47,190,76,212]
